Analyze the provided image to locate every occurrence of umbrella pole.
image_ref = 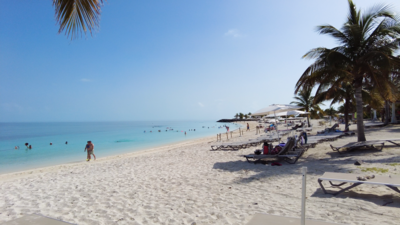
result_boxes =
[274,111,279,141]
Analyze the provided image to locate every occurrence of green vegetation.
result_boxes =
[290,88,324,127]
[388,163,400,167]
[360,167,388,173]
[295,0,400,142]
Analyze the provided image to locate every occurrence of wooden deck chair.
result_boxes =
[246,213,346,225]
[318,172,400,196]
[244,137,308,164]
[330,140,385,153]
[369,139,400,147]
[2,214,75,225]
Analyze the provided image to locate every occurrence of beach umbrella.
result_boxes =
[252,104,303,116]
[253,104,303,138]
[265,110,310,117]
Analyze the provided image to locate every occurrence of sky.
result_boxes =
[1,0,400,122]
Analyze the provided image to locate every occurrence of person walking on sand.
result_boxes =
[247,123,250,131]
[84,141,96,161]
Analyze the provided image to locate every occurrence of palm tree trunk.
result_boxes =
[384,101,390,125]
[355,85,366,141]
[392,102,398,123]
[306,109,310,127]
[344,98,349,131]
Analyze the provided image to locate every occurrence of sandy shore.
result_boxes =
[0,121,399,225]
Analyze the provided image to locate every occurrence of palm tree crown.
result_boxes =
[53,0,104,39]
[291,88,324,127]
[295,0,400,141]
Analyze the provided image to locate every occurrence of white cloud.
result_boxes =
[81,78,92,82]
[198,102,204,107]
[224,29,244,38]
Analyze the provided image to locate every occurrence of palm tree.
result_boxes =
[234,113,239,119]
[290,88,324,127]
[244,114,248,119]
[314,82,353,127]
[239,113,244,120]
[53,0,104,39]
[296,0,400,141]
[324,107,337,117]
[314,81,384,127]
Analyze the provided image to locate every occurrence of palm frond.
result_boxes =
[53,0,104,39]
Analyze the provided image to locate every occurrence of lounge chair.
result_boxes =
[317,123,339,134]
[246,213,345,225]
[244,137,308,164]
[211,139,270,151]
[318,172,400,196]
[210,142,249,151]
[330,140,385,153]
[369,138,400,147]
[292,123,304,130]
[2,214,75,225]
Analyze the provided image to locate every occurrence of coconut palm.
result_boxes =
[290,88,324,127]
[314,81,384,127]
[296,0,400,141]
[234,113,239,119]
[53,0,104,39]
[325,107,337,118]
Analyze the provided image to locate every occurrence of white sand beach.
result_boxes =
[0,121,400,225]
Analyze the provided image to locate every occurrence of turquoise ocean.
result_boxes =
[0,121,239,174]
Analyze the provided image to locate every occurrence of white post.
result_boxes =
[301,167,307,225]
[391,102,397,124]
[373,109,377,121]
[274,111,279,140]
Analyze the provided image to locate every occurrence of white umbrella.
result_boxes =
[252,104,303,116]
[265,110,309,117]
[253,104,303,138]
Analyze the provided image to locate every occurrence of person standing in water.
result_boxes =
[84,141,96,161]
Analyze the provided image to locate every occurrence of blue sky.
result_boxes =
[1,0,399,122]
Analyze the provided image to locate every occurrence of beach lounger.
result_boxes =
[317,124,339,134]
[244,137,308,164]
[211,142,250,151]
[330,140,385,153]
[369,139,400,147]
[246,213,345,225]
[211,138,269,151]
[2,214,75,225]
[318,172,400,196]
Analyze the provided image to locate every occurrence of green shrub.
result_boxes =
[360,167,388,173]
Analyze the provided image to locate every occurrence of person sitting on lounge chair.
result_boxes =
[292,122,304,130]
[344,123,350,132]
[266,123,275,131]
